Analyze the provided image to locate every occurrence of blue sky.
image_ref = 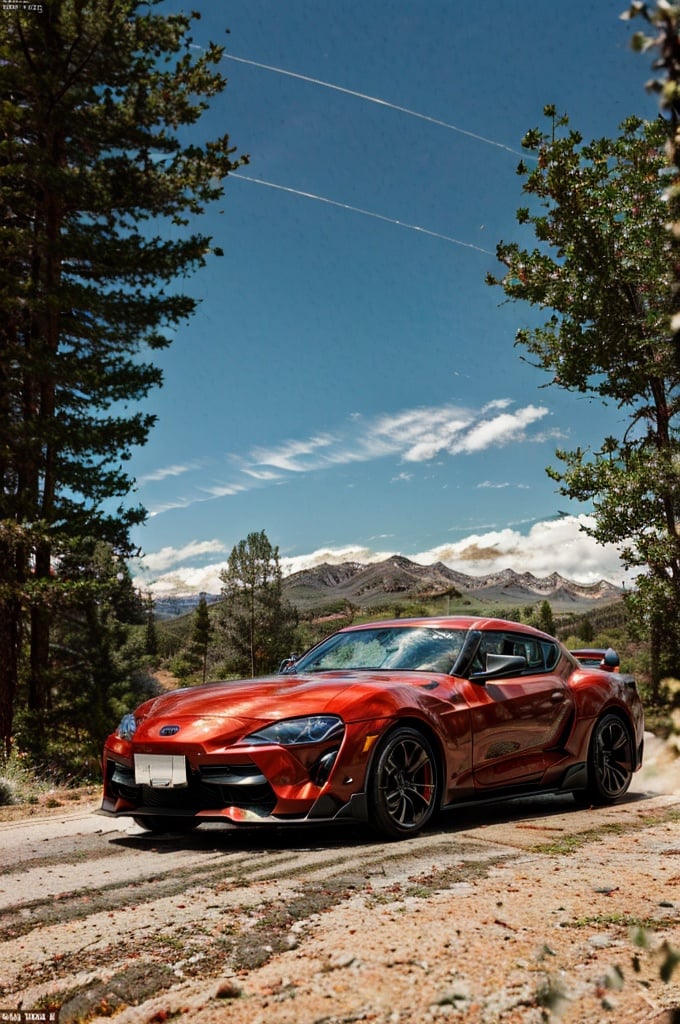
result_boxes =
[130,0,659,596]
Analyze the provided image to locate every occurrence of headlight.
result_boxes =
[242,715,344,746]
[116,713,138,741]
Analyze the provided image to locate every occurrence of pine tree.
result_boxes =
[189,594,212,684]
[488,110,680,694]
[218,531,298,677]
[0,1,246,754]
[144,595,158,660]
[578,618,595,644]
[534,600,555,637]
[27,538,149,774]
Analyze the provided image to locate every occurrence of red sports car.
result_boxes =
[100,616,644,840]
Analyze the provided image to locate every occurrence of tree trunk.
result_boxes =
[650,613,662,704]
[0,533,24,757]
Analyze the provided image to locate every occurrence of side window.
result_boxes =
[480,632,558,674]
[540,641,560,671]
[476,631,505,668]
[519,638,544,670]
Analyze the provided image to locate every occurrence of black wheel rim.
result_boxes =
[378,735,436,830]
[594,717,632,798]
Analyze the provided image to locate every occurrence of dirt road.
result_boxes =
[1,735,679,1024]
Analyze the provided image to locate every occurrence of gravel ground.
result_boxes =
[94,735,680,1024]
[1,735,679,1024]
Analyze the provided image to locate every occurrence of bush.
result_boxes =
[0,748,46,805]
[0,775,18,806]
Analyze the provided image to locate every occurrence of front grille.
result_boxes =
[107,758,276,815]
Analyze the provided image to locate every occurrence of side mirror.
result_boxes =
[470,653,527,682]
[278,656,298,674]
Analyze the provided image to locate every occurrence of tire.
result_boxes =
[579,713,633,805]
[133,816,198,833]
[367,726,439,840]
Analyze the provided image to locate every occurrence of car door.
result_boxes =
[469,630,574,789]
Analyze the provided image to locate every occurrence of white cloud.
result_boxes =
[138,515,628,597]
[251,433,337,472]
[137,539,229,574]
[140,562,229,596]
[481,398,513,413]
[452,405,548,454]
[138,461,202,484]
[242,467,284,481]
[369,406,473,461]
[148,498,198,517]
[282,544,396,574]
[246,401,549,476]
[200,483,248,499]
[138,399,555,518]
[476,480,530,491]
[413,516,628,586]
[147,485,247,516]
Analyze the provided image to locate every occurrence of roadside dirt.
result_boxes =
[0,785,99,823]
[0,735,679,1024]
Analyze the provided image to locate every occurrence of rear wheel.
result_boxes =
[579,713,633,805]
[368,726,439,840]
[133,816,198,833]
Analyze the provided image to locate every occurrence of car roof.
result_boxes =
[338,616,556,641]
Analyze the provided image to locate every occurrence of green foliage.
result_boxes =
[556,601,630,642]
[488,110,680,692]
[528,599,555,635]
[144,596,159,659]
[576,616,595,643]
[0,0,246,754]
[0,0,245,545]
[493,606,523,623]
[189,595,213,683]
[167,595,213,683]
[15,540,157,777]
[391,600,431,618]
[168,650,201,682]
[217,531,299,677]
[0,775,17,806]
[0,747,47,805]
[624,2,680,336]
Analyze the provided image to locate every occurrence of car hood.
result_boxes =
[137,669,438,724]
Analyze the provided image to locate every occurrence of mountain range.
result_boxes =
[153,555,623,618]
[283,555,622,610]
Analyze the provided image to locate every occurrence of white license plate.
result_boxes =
[134,754,187,788]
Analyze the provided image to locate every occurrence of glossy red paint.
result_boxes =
[99,617,644,840]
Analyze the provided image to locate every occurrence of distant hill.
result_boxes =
[153,555,623,618]
[283,556,622,612]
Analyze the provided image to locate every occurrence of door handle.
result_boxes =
[550,691,565,703]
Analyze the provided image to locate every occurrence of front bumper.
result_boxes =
[99,751,368,826]
[99,718,380,826]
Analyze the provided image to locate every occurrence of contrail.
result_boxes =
[231,174,494,254]
[224,54,525,158]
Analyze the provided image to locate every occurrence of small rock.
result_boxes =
[329,952,356,969]
[214,979,242,999]
[588,933,613,948]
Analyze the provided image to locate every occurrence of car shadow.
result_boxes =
[106,784,658,854]
[437,784,654,832]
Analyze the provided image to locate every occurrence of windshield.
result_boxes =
[293,626,467,674]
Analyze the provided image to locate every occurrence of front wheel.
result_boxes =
[579,713,633,805]
[368,726,439,840]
